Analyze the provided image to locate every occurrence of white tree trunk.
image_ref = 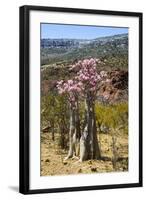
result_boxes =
[66,108,75,159]
[80,94,101,161]
[65,100,81,160]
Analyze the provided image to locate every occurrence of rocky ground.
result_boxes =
[41,132,128,176]
[97,70,128,103]
[40,63,128,176]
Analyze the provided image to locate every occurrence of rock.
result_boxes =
[42,124,51,133]
[90,166,97,172]
[97,70,128,103]
[77,168,82,173]
[88,160,92,164]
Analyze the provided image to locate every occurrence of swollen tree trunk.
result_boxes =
[65,100,81,160]
[65,107,75,159]
[80,94,101,161]
[74,100,81,157]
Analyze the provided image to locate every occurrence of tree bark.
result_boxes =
[92,106,101,159]
[74,100,81,156]
[80,94,101,161]
[65,100,81,159]
[65,107,75,159]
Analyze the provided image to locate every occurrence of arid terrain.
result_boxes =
[40,33,129,176]
[41,132,128,176]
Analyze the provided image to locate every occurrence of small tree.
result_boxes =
[41,94,56,141]
[41,93,69,147]
[102,103,128,169]
[57,58,106,161]
[95,103,107,133]
[56,79,81,159]
[72,58,102,161]
[55,95,69,149]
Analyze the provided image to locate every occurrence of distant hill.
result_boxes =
[41,33,128,103]
[41,33,128,69]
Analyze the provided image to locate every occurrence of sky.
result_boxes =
[41,23,128,39]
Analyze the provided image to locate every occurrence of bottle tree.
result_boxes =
[57,58,106,161]
[72,58,102,161]
[56,79,81,159]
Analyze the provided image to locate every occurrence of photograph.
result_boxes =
[40,23,129,176]
[19,5,142,194]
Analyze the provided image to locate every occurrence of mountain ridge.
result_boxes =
[41,33,128,68]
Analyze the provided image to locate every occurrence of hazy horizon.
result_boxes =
[41,23,128,40]
[41,33,128,40]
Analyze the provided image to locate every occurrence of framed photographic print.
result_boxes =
[19,5,143,194]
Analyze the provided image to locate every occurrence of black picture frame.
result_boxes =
[19,5,143,194]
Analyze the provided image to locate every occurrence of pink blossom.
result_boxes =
[89,86,96,92]
[100,71,107,78]
[67,79,73,85]
[57,58,107,105]
[104,94,109,100]
[97,75,101,80]
[58,88,65,94]
[57,80,63,85]
[73,58,101,93]
[77,82,83,87]
[105,79,111,83]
